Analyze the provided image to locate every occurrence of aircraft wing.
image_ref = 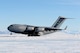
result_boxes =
[29,26,62,34]
[27,25,62,31]
[43,28,62,35]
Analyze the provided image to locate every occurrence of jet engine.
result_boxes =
[27,26,34,30]
[35,28,45,32]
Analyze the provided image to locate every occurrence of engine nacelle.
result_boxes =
[27,27,34,30]
[36,28,45,32]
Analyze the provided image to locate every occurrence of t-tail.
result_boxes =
[52,16,67,28]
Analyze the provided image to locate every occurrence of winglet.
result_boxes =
[64,26,67,30]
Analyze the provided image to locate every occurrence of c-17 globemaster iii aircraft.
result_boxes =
[8,16,67,36]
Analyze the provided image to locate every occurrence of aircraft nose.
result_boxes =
[8,25,14,31]
[8,24,27,33]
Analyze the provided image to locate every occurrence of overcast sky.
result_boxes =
[0,0,80,31]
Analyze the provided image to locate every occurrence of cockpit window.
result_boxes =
[10,25,13,27]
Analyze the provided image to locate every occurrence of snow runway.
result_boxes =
[0,32,80,53]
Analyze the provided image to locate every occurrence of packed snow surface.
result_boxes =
[0,32,80,53]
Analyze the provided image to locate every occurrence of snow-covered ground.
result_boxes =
[0,32,80,53]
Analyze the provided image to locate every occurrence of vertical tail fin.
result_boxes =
[52,16,67,28]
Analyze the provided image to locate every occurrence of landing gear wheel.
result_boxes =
[10,32,12,35]
[28,34,40,36]
[34,35,40,36]
[28,34,31,36]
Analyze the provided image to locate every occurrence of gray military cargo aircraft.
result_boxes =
[8,16,67,36]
